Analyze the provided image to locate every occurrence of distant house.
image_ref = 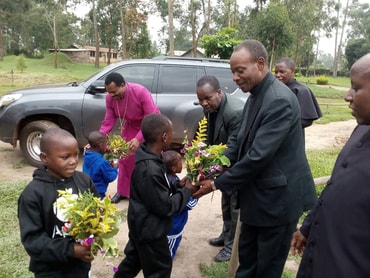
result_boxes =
[49,44,119,63]
[169,48,206,58]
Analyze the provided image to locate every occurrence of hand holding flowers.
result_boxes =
[53,189,121,258]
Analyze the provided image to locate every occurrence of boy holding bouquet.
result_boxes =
[163,150,198,259]
[18,128,99,278]
[114,114,197,278]
[83,130,118,199]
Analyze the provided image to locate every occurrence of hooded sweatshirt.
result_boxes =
[83,150,118,198]
[127,142,192,242]
[18,167,99,275]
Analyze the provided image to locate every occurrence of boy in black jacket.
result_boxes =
[18,128,99,278]
[114,114,197,278]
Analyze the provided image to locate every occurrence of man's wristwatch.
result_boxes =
[210,180,217,191]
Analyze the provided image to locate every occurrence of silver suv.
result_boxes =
[0,57,246,167]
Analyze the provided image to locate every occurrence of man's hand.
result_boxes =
[128,138,140,151]
[290,229,307,257]
[192,179,214,198]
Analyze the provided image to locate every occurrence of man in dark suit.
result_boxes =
[291,54,370,278]
[193,39,317,278]
[274,57,322,133]
[196,75,244,262]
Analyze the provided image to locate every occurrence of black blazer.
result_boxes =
[207,92,245,145]
[216,73,317,226]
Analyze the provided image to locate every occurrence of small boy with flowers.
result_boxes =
[163,150,198,259]
[18,128,99,277]
[83,130,118,199]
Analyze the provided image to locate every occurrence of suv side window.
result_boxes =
[158,65,198,94]
[115,65,156,93]
[205,67,237,94]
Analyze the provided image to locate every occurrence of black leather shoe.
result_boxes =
[214,248,231,262]
[209,237,224,247]
[111,193,126,204]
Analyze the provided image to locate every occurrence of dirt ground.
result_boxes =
[0,119,357,277]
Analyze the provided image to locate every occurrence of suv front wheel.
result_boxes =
[20,120,59,167]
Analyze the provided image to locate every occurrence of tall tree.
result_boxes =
[333,0,350,77]
[168,0,174,55]
[254,2,294,69]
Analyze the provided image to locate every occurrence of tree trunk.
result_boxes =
[93,0,99,68]
[313,31,320,77]
[168,0,174,56]
[0,23,3,61]
[120,0,127,60]
[269,37,276,71]
[191,0,196,57]
[333,0,349,77]
[53,15,58,69]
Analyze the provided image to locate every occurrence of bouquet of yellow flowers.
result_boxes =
[53,189,121,257]
[182,117,231,182]
[104,134,131,163]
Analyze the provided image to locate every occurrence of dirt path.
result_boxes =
[0,119,357,277]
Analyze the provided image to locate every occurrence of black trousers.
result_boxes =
[114,236,172,278]
[236,219,298,278]
[221,191,239,251]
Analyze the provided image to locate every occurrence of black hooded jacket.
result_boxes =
[18,167,98,274]
[127,142,191,242]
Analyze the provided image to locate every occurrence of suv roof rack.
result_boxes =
[152,56,230,64]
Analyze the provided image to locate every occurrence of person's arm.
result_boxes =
[138,169,194,217]
[132,86,160,144]
[217,96,296,189]
[101,160,118,183]
[99,94,116,134]
[18,189,77,263]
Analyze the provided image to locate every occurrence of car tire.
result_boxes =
[19,120,59,167]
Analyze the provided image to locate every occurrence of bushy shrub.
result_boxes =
[316,75,329,85]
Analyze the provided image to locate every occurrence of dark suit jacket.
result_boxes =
[215,73,317,226]
[298,125,370,278]
[207,92,245,145]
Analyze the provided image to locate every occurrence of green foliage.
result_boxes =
[345,38,370,70]
[316,75,329,85]
[254,2,294,60]
[297,76,350,88]
[306,148,341,178]
[0,181,33,277]
[16,54,27,73]
[199,28,242,59]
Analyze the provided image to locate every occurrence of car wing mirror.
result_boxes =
[87,80,106,95]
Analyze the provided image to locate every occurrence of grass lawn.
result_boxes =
[0,54,105,95]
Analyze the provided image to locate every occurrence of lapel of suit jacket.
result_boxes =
[237,73,275,160]
[213,93,227,144]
